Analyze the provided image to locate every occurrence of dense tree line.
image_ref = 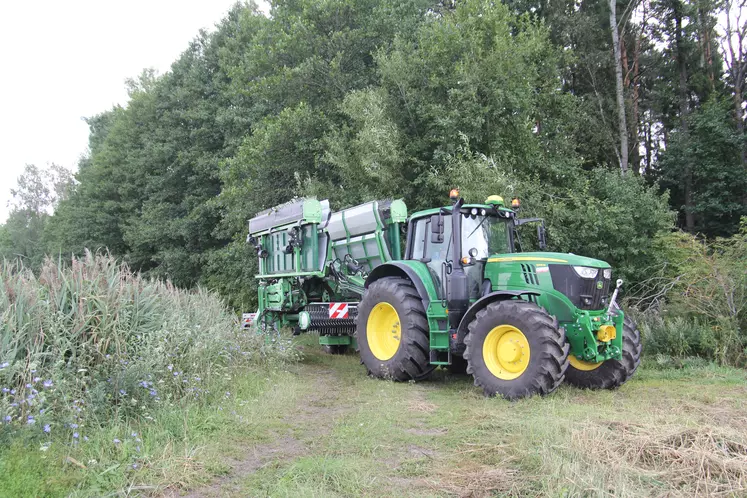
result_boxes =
[2,0,746,316]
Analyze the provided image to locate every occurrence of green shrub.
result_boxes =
[628,222,747,366]
[0,251,299,440]
[638,315,718,359]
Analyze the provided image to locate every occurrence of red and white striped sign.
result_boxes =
[328,303,349,319]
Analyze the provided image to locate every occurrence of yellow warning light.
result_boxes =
[511,198,520,208]
[449,188,460,200]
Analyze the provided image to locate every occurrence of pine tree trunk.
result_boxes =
[631,25,642,175]
[610,0,628,175]
[675,2,694,231]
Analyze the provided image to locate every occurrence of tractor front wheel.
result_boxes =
[564,315,641,390]
[356,277,434,381]
[464,300,569,399]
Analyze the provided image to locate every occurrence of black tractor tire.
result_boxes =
[323,344,349,355]
[356,277,435,381]
[565,315,641,390]
[447,354,469,375]
[464,300,569,399]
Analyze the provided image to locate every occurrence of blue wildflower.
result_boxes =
[119,389,127,396]
[2,388,9,393]
[73,432,79,439]
[43,424,51,433]
[0,362,8,369]
[27,417,35,425]
[33,377,40,383]
[4,415,10,422]
[43,380,53,388]
[113,438,121,444]
[70,423,78,429]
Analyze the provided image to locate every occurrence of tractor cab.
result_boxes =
[406,192,539,301]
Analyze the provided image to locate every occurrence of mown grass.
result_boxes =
[2,336,746,497]
[239,339,747,497]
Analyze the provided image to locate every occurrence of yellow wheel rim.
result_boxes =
[367,302,401,361]
[482,325,530,380]
[569,355,603,371]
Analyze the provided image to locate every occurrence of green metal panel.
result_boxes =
[389,199,408,223]
[302,199,323,224]
[319,335,352,346]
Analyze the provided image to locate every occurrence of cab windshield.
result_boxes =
[462,215,511,258]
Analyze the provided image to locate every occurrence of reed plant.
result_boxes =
[0,251,297,441]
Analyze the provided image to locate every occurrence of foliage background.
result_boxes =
[1,0,745,364]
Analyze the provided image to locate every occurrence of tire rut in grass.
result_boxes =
[170,366,354,497]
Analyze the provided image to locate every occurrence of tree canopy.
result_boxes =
[3,0,746,311]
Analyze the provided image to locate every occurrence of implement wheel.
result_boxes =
[356,277,434,381]
[565,316,641,389]
[323,345,349,355]
[464,300,569,399]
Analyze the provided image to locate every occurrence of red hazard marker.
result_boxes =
[328,303,350,319]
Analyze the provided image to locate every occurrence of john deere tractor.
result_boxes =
[245,191,641,399]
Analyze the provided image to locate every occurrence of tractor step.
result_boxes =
[429,349,450,366]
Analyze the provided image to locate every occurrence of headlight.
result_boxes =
[480,209,486,216]
[572,266,599,279]
[470,208,478,215]
[603,268,611,279]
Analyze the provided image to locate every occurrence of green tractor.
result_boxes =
[245,191,641,399]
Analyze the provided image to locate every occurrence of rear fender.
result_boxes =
[365,262,434,308]
[456,290,540,346]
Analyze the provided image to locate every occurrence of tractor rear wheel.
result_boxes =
[565,315,641,390]
[356,277,434,381]
[464,300,569,399]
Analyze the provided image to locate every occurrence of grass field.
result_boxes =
[2,336,746,497]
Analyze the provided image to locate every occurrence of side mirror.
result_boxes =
[537,224,547,251]
[430,214,444,243]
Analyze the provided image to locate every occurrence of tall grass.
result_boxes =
[0,251,297,438]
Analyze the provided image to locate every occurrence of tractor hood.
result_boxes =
[486,252,611,269]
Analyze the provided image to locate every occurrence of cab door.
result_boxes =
[407,215,452,299]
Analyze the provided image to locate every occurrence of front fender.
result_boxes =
[455,290,540,346]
